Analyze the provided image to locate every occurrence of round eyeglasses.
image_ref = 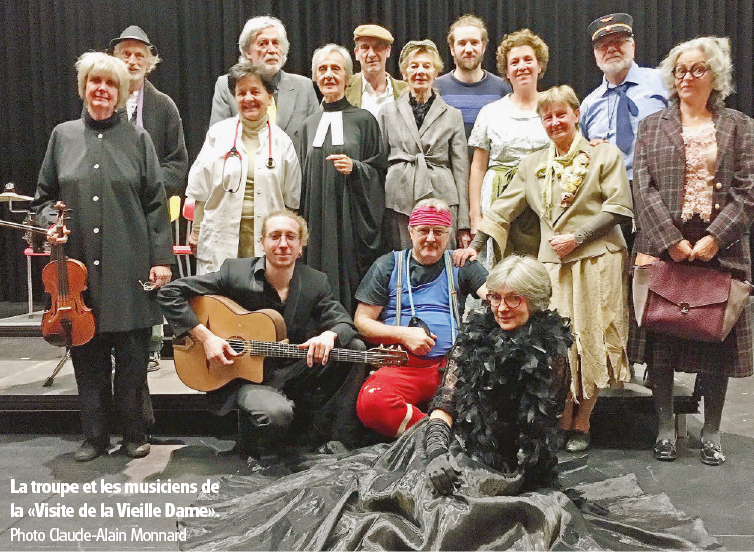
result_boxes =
[486,293,523,309]
[672,62,709,80]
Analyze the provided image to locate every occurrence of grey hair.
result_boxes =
[238,16,290,66]
[75,51,131,110]
[311,44,353,80]
[659,36,734,110]
[486,255,552,313]
[112,41,160,74]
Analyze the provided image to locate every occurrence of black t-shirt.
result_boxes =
[355,251,488,307]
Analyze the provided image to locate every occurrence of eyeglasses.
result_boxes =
[486,293,524,309]
[264,232,300,244]
[672,62,710,80]
[411,226,449,238]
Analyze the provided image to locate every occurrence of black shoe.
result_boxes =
[700,442,725,465]
[124,440,151,458]
[653,438,677,461]
[74,439,108,462]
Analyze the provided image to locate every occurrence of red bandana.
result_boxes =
[408,206,452,227]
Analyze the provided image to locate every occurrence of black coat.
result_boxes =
[140,80,189,197]
[32,114,174,333]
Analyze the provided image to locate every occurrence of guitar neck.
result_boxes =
[238,339,373,365]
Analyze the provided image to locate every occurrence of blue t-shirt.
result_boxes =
[435,71,511,138]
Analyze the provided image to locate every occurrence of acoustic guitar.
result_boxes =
[172,295,408,392]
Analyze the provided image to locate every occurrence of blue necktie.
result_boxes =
[613,83,638,153]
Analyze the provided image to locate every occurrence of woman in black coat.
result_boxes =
[32,52,173,462]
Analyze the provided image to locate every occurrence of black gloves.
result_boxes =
[424,418,461,495]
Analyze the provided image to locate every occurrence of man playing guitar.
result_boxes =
[158,210,367,457]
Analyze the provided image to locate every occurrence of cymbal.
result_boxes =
[0,191,33,202]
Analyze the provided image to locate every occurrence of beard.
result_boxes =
[455,53,483,72]
[597,56,632,79]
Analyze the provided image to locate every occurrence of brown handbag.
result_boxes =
[633,259,753,342]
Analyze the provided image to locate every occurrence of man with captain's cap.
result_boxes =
[579,13,667,252]
[110,25,189,370]
[579,13,667,183]
[345,24,408,118]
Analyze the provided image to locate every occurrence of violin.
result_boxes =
[40,201,95,347]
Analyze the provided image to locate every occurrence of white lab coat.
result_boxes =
[187,116,301,274]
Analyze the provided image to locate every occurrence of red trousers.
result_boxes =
[356,357,444,437]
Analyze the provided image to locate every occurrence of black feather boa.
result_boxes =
[451,308,573,489]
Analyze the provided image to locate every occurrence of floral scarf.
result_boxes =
[538,132,590,220]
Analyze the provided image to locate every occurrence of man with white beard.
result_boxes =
[208,15,318,147]
[579,13,667,183]
[435,14,510,140]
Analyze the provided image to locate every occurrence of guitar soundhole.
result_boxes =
[227,337,246,356]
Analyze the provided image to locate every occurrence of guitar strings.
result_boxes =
[222,338,404,365]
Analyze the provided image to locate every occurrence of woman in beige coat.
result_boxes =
[456,85,633,452]
[378,40,469,250]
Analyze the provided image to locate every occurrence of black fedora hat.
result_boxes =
[109,25,158,56]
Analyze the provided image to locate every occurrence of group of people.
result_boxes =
[28,9,754,546]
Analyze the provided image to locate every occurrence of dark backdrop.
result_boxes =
[2,0,753,301]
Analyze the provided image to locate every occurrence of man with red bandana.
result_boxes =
[354,199,488,437]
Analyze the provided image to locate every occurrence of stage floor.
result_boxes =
[1,308,753,550]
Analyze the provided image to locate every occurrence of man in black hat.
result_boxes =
[580,13,667,184]
[111,25,189,370]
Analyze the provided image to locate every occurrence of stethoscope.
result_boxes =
[221,119,276,193]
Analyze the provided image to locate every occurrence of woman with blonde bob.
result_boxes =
[632,37,754,465]
[457,85,633,453]
[32,51,173,462]
[378,39,469,250]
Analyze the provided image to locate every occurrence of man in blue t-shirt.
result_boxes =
[354,199,488,438]
[435,14,511,140]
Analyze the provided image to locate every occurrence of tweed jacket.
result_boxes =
[345,73,408,108]
[140,80,189,197]
[633,105,754,280]
[209,71,319,136]
[480,140,633,264]
[378,92,470,228]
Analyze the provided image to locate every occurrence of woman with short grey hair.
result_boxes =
[297,44,387,314]
[632,36,754,465]
[311,43,353,80]
[485,254,552,313]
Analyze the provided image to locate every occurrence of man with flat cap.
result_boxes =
[111,25,189,371]
[580,13,667,184]
[208,15,319,146]
[345,24,408,118]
